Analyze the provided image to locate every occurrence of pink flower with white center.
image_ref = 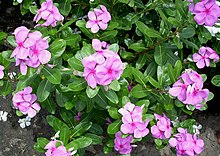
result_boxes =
[45,140,71,156]
[114,131,133,155]
[0,65,4,79]
[12,86,41,118]
[86,5,111,33]
[193,46,219,69]
[96,56,123,86]
[151,114,172,139]
[82,55,98,88]
[34,0,64,27]
[169,79,188,102]
[193,0,220,26]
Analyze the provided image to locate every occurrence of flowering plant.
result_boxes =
[1,0,220,155]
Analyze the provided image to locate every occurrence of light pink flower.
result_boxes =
[193,46,219,69]
[45,140,71,156]
[0,65,4,79]
[151,114,172,139]
[114,131,133,155]
[34,0,64,27]
[82,55,98,88]
[193,0,220,26]
[86,5,111,33]
[96,56,123,86]
[12,86,41,118]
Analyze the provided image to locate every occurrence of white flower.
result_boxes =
[8,72,16,79]
[51,131,60,140]
[193,124,202,135]
[17,0,23,3]
[18,116,31,128]
[0,111,8,122]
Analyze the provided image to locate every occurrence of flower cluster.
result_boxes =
[82,39,123,88]
[114,131,133,155]
[193,46,219,69]
[45,140,72,156]
[86,5,111,33]
[190,0,220,26]
[34,0,64,27]
[18,116,31,128]
[169,69,209,109]
[11,26,51,75]
[12,86,41,118]
[169,128,204,156]
[151,113,172,139]
[0,65,4,79]
[118,102,150,138]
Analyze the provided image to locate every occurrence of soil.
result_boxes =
[0,0,220,156]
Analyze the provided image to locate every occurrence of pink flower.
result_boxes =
[0,65,4,79]
[193,46,219,69]
[86,5,111,33]
[114,131,133,155]
[34,0,64,27]
[134,120,150,138]
[74,112,81,121]
[193,0,220,26]
[82,55,98,88]
[96,56,123,86]
[12,86,41,118]
[151,114,172,139]
[169,128,204,156]
[45,140,71,156]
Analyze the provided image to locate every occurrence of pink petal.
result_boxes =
[91,24,100,33]
[86,20,94,28]
[20,61,28,75]
[32,103,41,111]
[38,50,51,64]
[98,22,108,30]
[194,13,206,25]
[88,11,97,20]
[192,53,202,62]
[92,39,102,51]
[196,59,205,68]
[169,87,182,97]
[205,14,217,26]
[121,123,132,134]
[16,30,29,43]
[27,108,37,118]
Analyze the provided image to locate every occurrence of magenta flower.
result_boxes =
[169,128,204,156]
[45,140,71,156]
[134,120,150,138]
[82,55,98,88]
[34,0,64,27]
[151,113,172,139]
[193,46,219,69]
[12,86,41,118]
[86,5,111,33]
[114,131,133,155]
[96,56,123,86]
[74,112,81,121]
[193,0,220,26]
[0,65,4,79]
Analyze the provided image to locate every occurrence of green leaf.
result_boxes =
[103,89,119,104]
[71,122,92,137]
[84,133,102,145]
[49,39,66,59]
[136,54,147,69]
[132,67,147,85]
[46,115,67,132]
[37,79,53,102]
[1,81,12,96]
[58,0,72,16]
[68,78,87,92]
[76,20,94,38]
[41,95,56,114]
[154,46,167,65]
[36,138,49,149]
[64,34,81,48]
[130,84,151,98]
[148,76,161,88]
[211,75,220,86]
[68,56,84,71]
[129,42,146,52]
[99,30,118,41]
[42,66,61,84]
[15,74,38,93]
[108,107,120,119]
[60,126,71,145]
[167,64,176,84]
[108,43,119,52]
[94,91,108,109]
[0,32,7,40]
[6,36,17,47]
[109,80,120,91]
[136,21,162,38]
[2,50,14,62]
[144,62,157,77]
[174,60,182,78]
[66,137,92,150]
[180,26,195,39]
[107,120,121,134]
[75,42,95,60]
[86,86,100,98]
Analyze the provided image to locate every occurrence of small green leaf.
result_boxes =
[86,86,100,98]
[68,78,87,92]
[211,75,220,86]
[0,32,7,40]
[99,30,118,41]
[107,120,121,134]
[108,107,120,119]
[71,122,92,137]
[49,39,66,59]
[68,56,84,71]
[60,126,71,145]
[103,89,119,104]
[66,137,92,150]
[180,26,195,39]
[136,54,147,69]
[109,80,120,91]
[130,84,151,98]
[42,66,61,84]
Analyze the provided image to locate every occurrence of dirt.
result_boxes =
[0,0,220,156]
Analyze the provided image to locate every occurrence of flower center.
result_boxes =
[18,42,23,47]
[119,145,123,148]
[98,50,103,53]
[90,69,96,74]
[205,9,210,13]
[33,49,39,55]
[181,84,187,89]
[108,69,113,74]
[95,20,99,24]
[131,122,135,127]
[202,56,206,60]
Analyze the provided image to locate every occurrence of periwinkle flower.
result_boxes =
[0,65,4,79]
[12,86,41,118]
[114,131,133,155]
[34,0,64,27]
[192,0,220,26]
[86,5,111,33]
[193,46,219,69]
[45,140,71,156]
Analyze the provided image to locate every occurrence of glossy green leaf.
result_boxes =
[42,66,61,84]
